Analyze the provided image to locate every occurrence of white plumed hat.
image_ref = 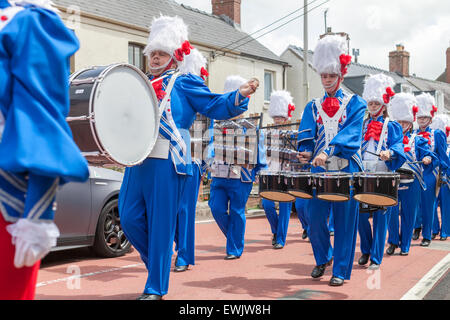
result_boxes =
[144,15,189,57]
[416,92,437,118]
[430,113,450,137]
[312,35,351,76]
[223,75,246,93]
[143,15,209,78]
[388,92,418,123]
[268,90,295,119]
[10,0,57,11]
[177,48,208,78]
[362,73,396,105]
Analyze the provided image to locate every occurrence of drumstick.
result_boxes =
[405,160,424,165]
[365,150,397,160]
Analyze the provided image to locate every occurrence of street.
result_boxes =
[36,213,450,301]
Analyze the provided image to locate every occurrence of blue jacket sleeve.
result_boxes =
[415,136,438,174]
[324,95,366,160]
[0,8,89,220]
[0,8,89,183]
[386,121,407,171]
[297,101,316,154]
[434,129,450,173]
[175,74,249,120]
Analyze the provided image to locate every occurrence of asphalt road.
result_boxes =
[36,213,450,301]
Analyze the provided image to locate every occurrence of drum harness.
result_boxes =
[313,94,353,172]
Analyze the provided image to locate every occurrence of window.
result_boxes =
[264,71,274,102]
[128,43,146,72]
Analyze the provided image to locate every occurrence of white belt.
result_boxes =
[363,160,389,173]
[211,164,241,179]
[148,138,170,160]
[324,156,349,171]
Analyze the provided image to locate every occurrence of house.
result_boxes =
[52,0,288,124]
[344,44,450,114]
[282,37,450,118]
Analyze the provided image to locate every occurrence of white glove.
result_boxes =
[6,219,60,268]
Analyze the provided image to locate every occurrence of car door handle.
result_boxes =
[94,182,108,186]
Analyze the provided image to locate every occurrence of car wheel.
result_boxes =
[92,198,131,258]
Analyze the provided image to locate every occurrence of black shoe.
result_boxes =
[225,254,240,260]
[420,239,431,247]
[399,251,409,256]
[412,228,421,240]
[440,236,448,241]
[358,254,370,265]
[136,294,163,300]
[386,243,398,255]
[432,233,438,240]
[272,234,277,246]
[273,243,284,249]
[311,259,332,279]
[368,261,380,270]
[174,265,189,272]
[329,276,344,286]
[302,230,308,239]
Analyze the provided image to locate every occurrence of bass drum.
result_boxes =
[68,64,159,166]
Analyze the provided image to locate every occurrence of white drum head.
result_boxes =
[92,64,159,166]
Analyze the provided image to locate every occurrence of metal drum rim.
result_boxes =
[84,63,160,167]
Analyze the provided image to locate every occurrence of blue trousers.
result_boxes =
[388,180,420,253]
[208,178,253,257]
[262,199,292,246]
[358,208,391,265]
[174,164,202,267]
[307,191,359,280]
[118,158,186,296]
[416,174,438,240]
[295,198,309,234]
[435,185,450,237]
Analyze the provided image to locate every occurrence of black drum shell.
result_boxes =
[69,67,109,163]
[287,173,314,199]
[353,173,400,207]
[259,173,295,202]
[313,173,352,202]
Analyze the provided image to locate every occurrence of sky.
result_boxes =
[174,0,450,80]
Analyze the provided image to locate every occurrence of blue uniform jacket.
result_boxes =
[0,3,89,222]
[361,116,406,171]
[297,89,366,173]
[149,71,249,176]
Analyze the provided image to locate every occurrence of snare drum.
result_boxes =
[314,172,352,202]
[68,64,159,166]
[396,168,415,184]
[287,172,314,199]
[353,172,400,207]
[259,171,295,202]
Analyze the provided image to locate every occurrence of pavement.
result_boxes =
[35,210,450,301]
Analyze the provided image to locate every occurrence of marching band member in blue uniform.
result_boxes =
[412,93,450,246]
[118,17,258,300]
[297,35,366,286]
[209,75,264,260]
[430,114,450,241]
[262,91,295,249]
[0,0,88,300]
[173,52,210,273]
[386,93,437,256]
[357,74,406,269]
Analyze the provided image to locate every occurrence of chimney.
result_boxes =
[446,46,450,83]
[389,44,410,77]
[212,0,241,26]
